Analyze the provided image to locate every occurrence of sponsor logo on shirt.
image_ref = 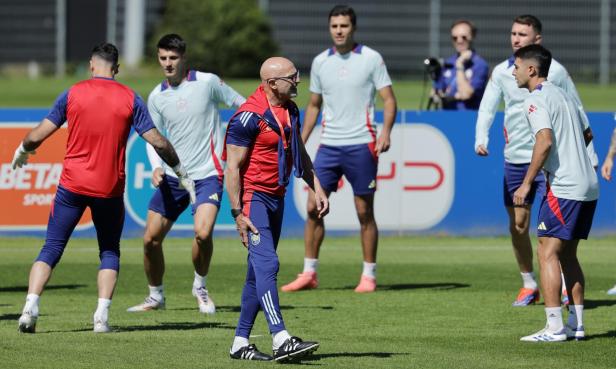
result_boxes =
[528,104,537,114]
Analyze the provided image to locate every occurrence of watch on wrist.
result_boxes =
[231,208,242,219]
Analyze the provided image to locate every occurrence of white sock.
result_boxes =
[149,285,164,301]
[94,298,112,322]
[560,273,567,294]
[193,271,207,289]
[567,305,584,329]
[230,336,249,353]
[362,262,377,279]
[545,306,564,333]
[520,272,537,290]
[23,293,40,316]
[303,258,319,273]
[272,330,291,350]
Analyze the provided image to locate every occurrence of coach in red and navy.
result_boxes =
[225,57,328,362]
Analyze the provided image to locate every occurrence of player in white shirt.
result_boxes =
[127,34,245,313]
[474,15,598,306]
[511,44,597,342]
[282,5,397,293]
[600,128,616,295]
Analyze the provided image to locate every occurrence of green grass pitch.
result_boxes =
[1,236,616,368]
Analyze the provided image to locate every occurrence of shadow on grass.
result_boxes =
[586,330,616,340]
[169,305,334,313]
[42,321,235,334]
[583,299,616,310]
[0,284,87,293]
[303,351,408,362]
[322,282,470,291]
[0,313,21,321]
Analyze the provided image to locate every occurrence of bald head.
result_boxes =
[260,57,296,81]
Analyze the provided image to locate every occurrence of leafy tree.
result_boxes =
[150,0,278,77]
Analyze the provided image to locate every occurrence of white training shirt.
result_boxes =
[524,81,598,201]
[475,57,598,166]
[310,44,392,146]
[146,71,245,180]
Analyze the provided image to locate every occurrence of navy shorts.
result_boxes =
[148,175,223,221]
[537,192,597,240]
[314,143,378,195]
[503,162,545,207]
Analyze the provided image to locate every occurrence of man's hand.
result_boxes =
[456,50,472,69]
[235,214,259,248]
[11,143,36,169]
[375,134,391,156]
[151,167,165,187]
[475,144,489,156]
[314,187,329,218]
[601,157,613,181]
[513,183,531,206]
[178,175,196,204]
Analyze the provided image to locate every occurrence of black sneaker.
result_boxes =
[230,344,273,361]
[273,336,319,362]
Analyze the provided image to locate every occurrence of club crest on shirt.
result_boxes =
[250,232,260,246]
[177,97,188,112]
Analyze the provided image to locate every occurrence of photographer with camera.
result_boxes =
[429,20,489,110]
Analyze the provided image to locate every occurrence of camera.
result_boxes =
[424,57,442,81]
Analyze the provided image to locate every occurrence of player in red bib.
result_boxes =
[225,57,328,362]
[13,43,195,334]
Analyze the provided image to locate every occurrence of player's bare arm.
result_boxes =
[298,139,329,218]
[142,128,195,202]
[601,127,616,180]
[12,119,59,169]
[301,93,323,143]
[376,85,397,155]
[224,144,258,247]
[513,128,552,206]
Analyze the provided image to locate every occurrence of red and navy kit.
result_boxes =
[47,77,155,197]
[36,77,155,271]
[224,86,303,339]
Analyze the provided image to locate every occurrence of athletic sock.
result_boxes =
[521,272,538,290]
[94,298,112,322]
[272,330,291,350]
[193,271,207,290]
[567,305,584,329]
[23,293,40,316]
[149,285,164,301]
[362,262,377,279]
[545,306,564,333]
[303,258,319,273]
[230,336,250,353]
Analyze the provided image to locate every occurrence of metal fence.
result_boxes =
[264,0,614,83]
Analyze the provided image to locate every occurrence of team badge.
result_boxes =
[250,232,260,246]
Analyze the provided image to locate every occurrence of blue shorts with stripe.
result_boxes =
[235,191,286,338]
[503,161,545,207]
[314,143,378,195]
[537,192,597,241]
[148,175,223,221]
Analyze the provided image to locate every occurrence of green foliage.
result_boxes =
[150,0,278,78]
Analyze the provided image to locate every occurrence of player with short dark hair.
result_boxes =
[282,4,397,294]
[126,33,245,314]
[512,44,598,342]
[14,42,194,334]
[225,57,328,362]
[474,15,598,307]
